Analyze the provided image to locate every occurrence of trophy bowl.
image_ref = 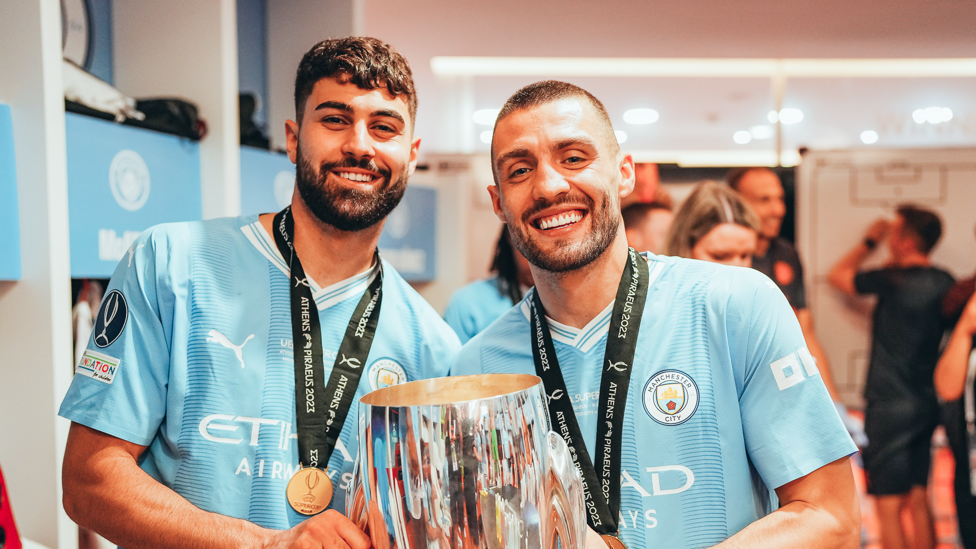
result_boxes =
[346,374,585,549]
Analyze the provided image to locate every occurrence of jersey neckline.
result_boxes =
[518,254,665,353]
[241,219,379,311]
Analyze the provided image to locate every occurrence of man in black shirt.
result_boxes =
[830,204,954,549]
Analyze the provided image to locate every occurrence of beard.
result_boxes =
[504,188,620,273]
[295,145,408,232]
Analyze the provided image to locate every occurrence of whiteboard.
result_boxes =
[797,148,976,408]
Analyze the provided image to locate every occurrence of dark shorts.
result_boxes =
[863,403,938,496]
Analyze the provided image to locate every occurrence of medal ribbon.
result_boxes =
[272,207,383,470]
[530,248,649,535]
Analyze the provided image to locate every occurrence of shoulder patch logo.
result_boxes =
[367,358,407,391]
[643,369,700,426]
[92,290,128,348]
[76,350,121,384]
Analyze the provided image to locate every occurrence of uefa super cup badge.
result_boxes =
[643,370,700,425]
[286,467,333,516]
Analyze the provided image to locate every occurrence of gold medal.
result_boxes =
[286,467,333,516]
[602,534,628,549]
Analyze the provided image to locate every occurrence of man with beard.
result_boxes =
[58,38,460,549]
[452,81,859,548]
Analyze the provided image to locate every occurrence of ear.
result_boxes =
[487,185,508,223]
[406,137,421,177]
[618,153,636,199]
[285,119,300,164]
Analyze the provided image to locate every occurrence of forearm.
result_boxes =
[934,324,975,401]
[828,243,871,296]
[63,426,271,549]
[711,499,857,549]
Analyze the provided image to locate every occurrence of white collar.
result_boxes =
[519,255,664,353]
[241,220,379,311]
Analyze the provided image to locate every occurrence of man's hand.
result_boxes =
[864,218,890,244]
[262,510,370,549]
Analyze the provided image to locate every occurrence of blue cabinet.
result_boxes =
[66,114,202,277]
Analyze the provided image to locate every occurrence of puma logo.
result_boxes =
[206,329,255,369]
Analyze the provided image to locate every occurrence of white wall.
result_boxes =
[113,0,240,219]
[266,0,358,152]
[0,1,77,548]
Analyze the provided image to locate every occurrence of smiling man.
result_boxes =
[452,81,859,549]
[58,38,460,549]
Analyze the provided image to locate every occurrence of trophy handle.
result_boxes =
[544,431,586,549]
[345,453,368,530]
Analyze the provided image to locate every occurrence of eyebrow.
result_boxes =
[494,147,531,171]
[371,108,405,125]
[554,137,599,152]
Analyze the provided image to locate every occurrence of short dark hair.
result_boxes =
[490,226,523,305]
[725,167,776,190]
[491,80,619,181]
[621,202,671,230]
[293,37,417,128]
[897,204,943,254]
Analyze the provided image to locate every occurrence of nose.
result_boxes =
[532,161,571,202]
[341,120,375,160]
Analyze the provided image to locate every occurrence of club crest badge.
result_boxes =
[367,358,407,391]
[643,369,700,426]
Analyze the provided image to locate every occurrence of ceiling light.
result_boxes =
[480,130,493,144]
[733,131,752,144]
[473,109,500,126]
[768,110,779,123]
[623,108,659,125]
[749,125,774,139]
[614,130,628,144]
[913,107,954,124]
[860,130,879,144]
[778,108,804,124]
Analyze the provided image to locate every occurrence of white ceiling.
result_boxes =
[364,0,976,161]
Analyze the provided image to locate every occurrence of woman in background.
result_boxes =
[666,181,760,267]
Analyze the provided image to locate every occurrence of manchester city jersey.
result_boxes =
[443,277,518,343]
[451,253,855,548]
[59,215,461,530]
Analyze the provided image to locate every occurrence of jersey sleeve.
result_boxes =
[449,332,487,377]
[443,292,477,344]
[723,268,856,489]
[854,269,892,296]
[58,226,177,446]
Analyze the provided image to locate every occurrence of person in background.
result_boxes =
[935,224,976,549]
[454,79,859,549]
[444,225,534,343]
[57,37,460,549]
[829,205,954,549]
[729,168,845,402]
[664,181,759,267]
[622,201,673,255]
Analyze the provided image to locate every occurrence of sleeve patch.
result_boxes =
[76,350,121,384]
[92,290,128,348]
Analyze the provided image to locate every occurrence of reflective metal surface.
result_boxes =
[347,374,585,549]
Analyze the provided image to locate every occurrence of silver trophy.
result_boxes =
[346,374,585,549]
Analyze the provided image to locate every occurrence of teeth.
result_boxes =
[337,172,375,183]
[538,211,583,230]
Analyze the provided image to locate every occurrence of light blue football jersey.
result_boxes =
[59,215,461,530]
[443,277,518,343]
[452,253,856,548]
